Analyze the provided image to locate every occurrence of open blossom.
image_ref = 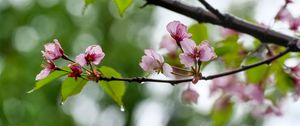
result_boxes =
[42,39,64,61]
[167,21,192,42]
[139,49,173,77]
[68,63,82,80]
[36,61,56,80]
[75,45,105,66]
[182,88,199,104]
[179,39,216,67]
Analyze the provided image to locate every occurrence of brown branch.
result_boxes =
[198,0,224,20]
[145,0,300,52]
[98,48,290,85]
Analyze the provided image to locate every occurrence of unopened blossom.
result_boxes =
[179,39,216,67]
[160,35,177,56]
[36,61,56,80]
[139,49,173,77]
[68,63,82,80]
[167,21,192,42]
[289,17,300,31]
[75,45,105,66]
[42,39,64,61]
[291,64,300,77]
[182,88,199,104]
[275,7,292,21]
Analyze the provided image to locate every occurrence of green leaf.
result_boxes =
[28,67,69,93]
[99,66,126,107]
[244,57,268,84]
[212,97,233,126]
[214,36,243,67]
[188,23,208,44]
[113,0,133,16]
[273,65,294,94]
[61,77,88,102]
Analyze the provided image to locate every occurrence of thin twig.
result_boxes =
[198,0,225,20]
[96,48,290,85]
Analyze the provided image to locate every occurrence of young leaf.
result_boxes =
[28,68,68,93]
[113,0,133,16]
[188,23,208,44]
[244,57,268,84]
[61,77,88,102]
[98,66,126,107]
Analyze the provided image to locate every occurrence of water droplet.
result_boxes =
[60,102,64,105]
[120,105,125,112]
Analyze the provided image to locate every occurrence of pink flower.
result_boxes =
[275,7,292,21]
[291,65,300,77]
[244,85,264,104]
[179,39,216,67]
[36,61,56,80]
[289,17,300,31]
[139,49,173,77]
[182,88,199,104]
[68,63,82,80]
[166,21,192,42]
[75,45,105,66]
[160,35,177,55]
[42,39,64,61]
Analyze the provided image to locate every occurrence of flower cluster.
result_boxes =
[275,0,300,31]
[139,21,217,84]
[36,39,105,81]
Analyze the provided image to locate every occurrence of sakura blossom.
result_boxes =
[139,49,173,77]
[75,45,105,66]
[289,17,300,31]
[35,61,56,80]
[181,88,199,104]
[166,21,192,42]
[179,39,216,67]
[275,7,292,21]
[42,39,64,61]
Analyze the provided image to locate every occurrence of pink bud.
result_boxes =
[289,17,300,31]
[166,21,192,42]
[182,88,199,104]
[275,7,292,22]
[75,45,105,66]
[42,39,64,61]
[68,63,82,80]
[36,61,56,80]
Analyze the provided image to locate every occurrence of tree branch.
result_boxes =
[98,48,290,85]
[145,0,300,52]
[198,0,224,20]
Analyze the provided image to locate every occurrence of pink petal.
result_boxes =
[166,21,180,35]
[177,23,192,39]
[289,17,300,31]
[198,41,216,61]
[92,52,105,65]
[35,68,52,80]
[85,45,102,54]
[275,7,293,21]
[75,54,87,66]
[162,63,173,78]
[144,49,164,63]
[43,39,64,60]
[179,53,194,67]
[160,35,177,54]
[180,38,196,54]
[139,55,160,72]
